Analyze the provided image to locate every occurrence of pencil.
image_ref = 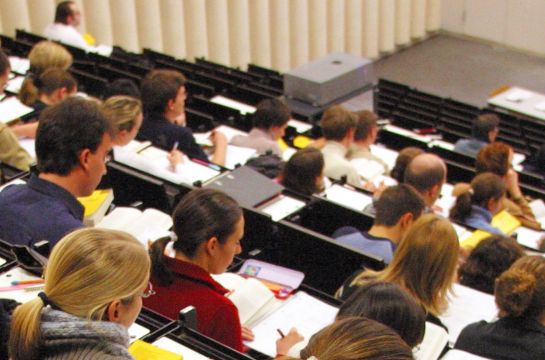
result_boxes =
[11,279,45,286]
[277,329,285,338]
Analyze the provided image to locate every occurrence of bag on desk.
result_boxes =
[245,152,284,179]
[9,243,47,276]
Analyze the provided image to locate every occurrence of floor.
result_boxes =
[370,33,545,108]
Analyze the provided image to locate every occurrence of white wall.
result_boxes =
[0,0,441,72]
[441,0,545,56]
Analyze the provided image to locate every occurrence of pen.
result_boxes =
[192,158,222,171]
[277,329,285,338]
[171,141,179,151]
[11,279,45,286]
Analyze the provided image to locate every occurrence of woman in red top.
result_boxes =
[146,188,251,351]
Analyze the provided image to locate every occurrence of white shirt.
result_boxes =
[321,141,361,188]
[43,23,91,51]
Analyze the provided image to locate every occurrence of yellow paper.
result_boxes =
[460,229,493,250]
[77,189,113,217]
[293,135,312,148]
[491,210,521,235]
[277,138,289,151]
[129,340,183,360]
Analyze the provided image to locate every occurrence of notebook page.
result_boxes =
[324,184,373,211]
[0,97,34,123]
[152,337,210,360]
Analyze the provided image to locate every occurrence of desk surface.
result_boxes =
[488,86,545,121]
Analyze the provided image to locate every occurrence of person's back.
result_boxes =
[0,97,112,249]
[454,114,499,157]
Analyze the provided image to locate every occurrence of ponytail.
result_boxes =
[18,76,39,106]
[9,298,45,360]
[450,190,473,223]
[150,236,174,287]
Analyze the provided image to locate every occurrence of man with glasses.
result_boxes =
[0,97,113,250]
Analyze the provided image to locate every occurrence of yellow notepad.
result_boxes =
[461,210,521,250]
[128,339,183,360]
[77,189,114,226]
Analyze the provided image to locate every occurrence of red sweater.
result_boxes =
[144,257,243,351]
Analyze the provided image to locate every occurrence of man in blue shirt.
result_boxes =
[454,114,499,157]
[0,97,112,249]
[334,184,425,263]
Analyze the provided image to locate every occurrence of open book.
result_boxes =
[324,184,373,212]
[96,207,172,247]
[0,96,34,124]
[413,322,449,360]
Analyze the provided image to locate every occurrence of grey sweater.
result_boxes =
[37,308,134,359]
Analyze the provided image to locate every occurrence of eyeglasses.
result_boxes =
[141,282,156,298]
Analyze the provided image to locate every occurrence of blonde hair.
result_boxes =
[352,214,459,315]
[9,228,150,360]
[495,255,545,319]
[279,317,413,360]
[19,41,73,105]
[102,95,142,135]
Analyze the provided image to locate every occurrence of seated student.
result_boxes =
[404,153,447,211]
[0,97,112,249]
[279,147,325,196]
[347,110,389,173]
[458,235,524,295]
[146,188,251,351]
[14,69,78,138]
[336,214,459,331]
[102,96,143,146]
[137,69,227,166]
[454,142,540,229]
[278,317,413,360]
[9,227,150,359]
[337,282,426,348]
[333,184,425,264]
[230,98,290,156]
[389,146,424,183]
[319,105,361,187]
[0,50,33,172]
[450,172,507,234]
[454,113,500,157]
[103,78,141,100]
[455,256,545,359]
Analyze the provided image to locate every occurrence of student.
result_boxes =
[279,147,325,196]
[103,78,141,100]
[137,69,227,166]
[0,97,112,248]
[404,153,447,210]
[450,172,507,234]
[231,98,291,156]
[333,184,425,264]
[455,256,545,359]
[389,146,424,183]
[278,317,413,360]
[146,188,250,351]
[102,96,143,146]
[9,228,150,359]
[347,110,389,173]
[0,50,33,172]
[454,113,500,157]
[14,69,78,138]
[337,214,459,331]
[337,282,426,348]
[43,1,91,51]
[458,235,524,295]
[18,40,73,107]
[319,105,360,187]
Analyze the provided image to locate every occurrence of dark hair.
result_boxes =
[34,68,77,96]
[36,97,110,175]
[337,282,426,347]
[55,1,75,24]
[475,142,512,177]
[353,110,378,141]
[299,317,413,360]
[280,147,324,196]
[374,184,425,227]
[103,78,141,100]
[495,256,545,319]
[150,189,242,286]
[450,172,506,223]
[403,153,446,193]
[253,98,290,129]
[390,147,424,183]
[473,113,499,142]
[0,49,10,75]
[320,105,357,141]
[458,235,524,294]
[141,69,185,115]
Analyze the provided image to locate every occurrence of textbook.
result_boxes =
[128,340,182,360]
[77,188,114,226]
[413,322,449,360]
[96,207,172,247]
